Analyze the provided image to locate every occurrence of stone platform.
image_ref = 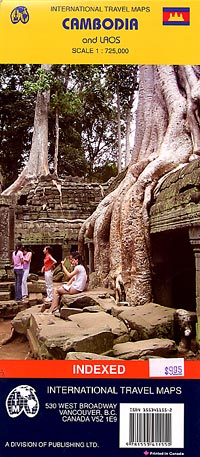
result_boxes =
[0,280,45,318]
[10,289,184,360]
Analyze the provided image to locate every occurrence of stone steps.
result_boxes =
[0,300,27,318]
[0,291,11,300]
[0,279,45,319]
[0,281,14,291]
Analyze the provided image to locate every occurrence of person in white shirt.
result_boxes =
[12,242,24,301]
[22,246,32,298]
[46,252,87,314]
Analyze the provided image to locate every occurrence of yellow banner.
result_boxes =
[0,0,198,63]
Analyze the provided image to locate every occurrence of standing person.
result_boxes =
[12,243,24,302]
[22,246,32,299]
[41,246,57,303]
[47,252,87,313]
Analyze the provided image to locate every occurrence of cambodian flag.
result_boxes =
[163,7,190,25]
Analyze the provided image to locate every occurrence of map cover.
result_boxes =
[0,1,200,456]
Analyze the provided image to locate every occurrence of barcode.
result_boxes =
[119,403,184,448]
[129,411,172,445]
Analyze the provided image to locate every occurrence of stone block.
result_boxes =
[12,305,42,333]
[28,282,46,294]
[61,294,99,309]
[117,302,175,340]
[61,288,115,310]
[0,300,27,319]
[27,314,115,359]
[113,338,177,359]
[67,311,129,338]
[58,330,114,360]
[0,291,11,301]
[28,293,43,306]
[0,281,14,292]
[82,305,103,313]
[65,352,116,360]
[60,307,84,319]
[28,274,39,281]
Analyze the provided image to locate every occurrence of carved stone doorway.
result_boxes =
[151,229,196,312]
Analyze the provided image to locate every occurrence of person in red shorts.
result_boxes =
[41,246,57,303]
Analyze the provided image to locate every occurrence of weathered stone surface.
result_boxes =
[14,178,107,252]
[82,305,103,313]
[12,306,116,359]
[96,297,118,313]
[12,305,42,333]
[116,303,175,340]
[60,307,83,319]
[0,199,14,278]
[0,281,14,292]
[30,313,78,337]
[27,314,79,359]
[65,352,116,360]
[113,334,130,345]
[58,331,114,360]
[28,314,115,359]
[113,338,176,359]
[150,158,200,233]
[28,281,46,294]
[61,288,115,311]
[28,293,43,306]
[9,298,179,360]
[0,300,27,319]
[67,311,129,338]
[0,291,11,301]
[28,274,39,282]
[53,272,64,282]
[111,304,134,317]
[61,294,98,309]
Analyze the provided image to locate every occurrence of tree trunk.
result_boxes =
[54,105,59,176]
[116,83,122,173]
[79,65,200,305]
[125,92,134,167]
[2,64,51,196]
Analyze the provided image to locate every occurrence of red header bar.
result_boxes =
[0,360,199,379]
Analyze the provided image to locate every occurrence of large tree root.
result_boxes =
[79,65,200,306]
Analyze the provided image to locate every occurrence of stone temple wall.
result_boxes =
[149,158,200,341]
[2,177,106,272]
[0,196,15,276]
[16,178,104,222]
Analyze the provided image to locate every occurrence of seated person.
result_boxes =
[46,252,87,314]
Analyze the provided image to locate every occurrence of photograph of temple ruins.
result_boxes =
[0,64,199,360]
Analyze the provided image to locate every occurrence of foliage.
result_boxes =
[70,65,119,178]
[46,64,120,180]
[0,65,37,188]
[106,65,138,112]
[92,162,118,183]
[54,145,88,177]
[0,64,138,187]
[23,68,53,94]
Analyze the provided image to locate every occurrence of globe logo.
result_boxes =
[6,385,39,418]
[10,6,29,24]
